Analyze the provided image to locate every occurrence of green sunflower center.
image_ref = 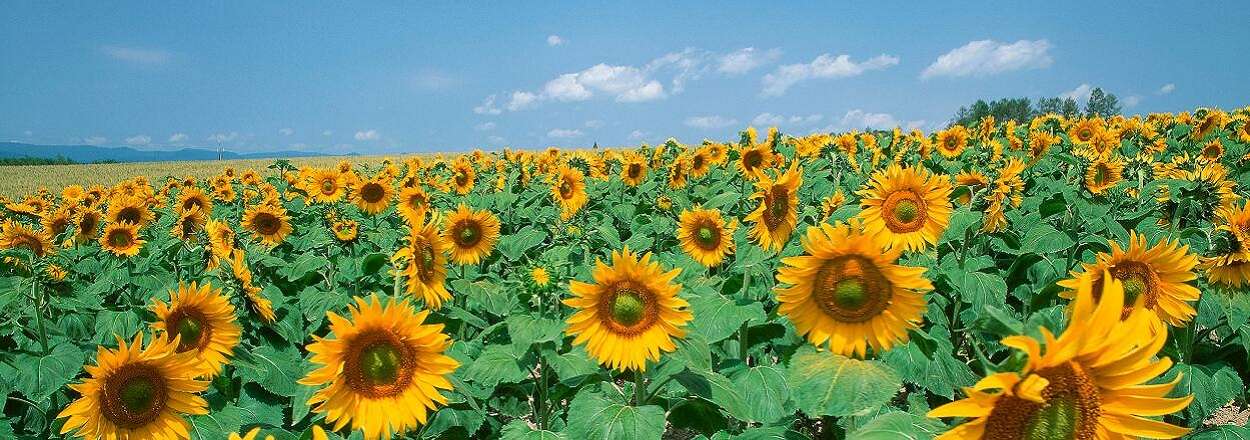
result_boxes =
[611,290,647,327]
[892,199,919,224]
[1024,396,1078,440]
[175,318,203,350]
[458,224,480,246]
[832,278,868,310]
[697,226,715,245]
[560,180,574,199]
[360,343,403,385]
[109,230,132,247]
[320,179,336,194]
[1121,275,1147,304]
[118,376,157,413]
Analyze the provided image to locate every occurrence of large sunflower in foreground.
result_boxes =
[149,282,242,377]
[551,164,588,221]
[242,204,293,247]
[1057,232,1199,327]
[775,220,931,357]
[929,274,1191,439]
[857,164,953,252]
[744,163,802,252]
[352,177,394,215]
[442,204,501,265]
[101,221,145,257]
[676,207,736,267]
[394,214,451,309]
[564,247,692,371]
[299,295,459,440]
[57,333,209,440]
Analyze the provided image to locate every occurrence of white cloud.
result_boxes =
[685,115,738,129]
[278,128,294,136]
[629,130,649,140]
[473,94,502,115]
[168,133,188,143]
[718,47,782,75]
[83,136,107,145]
[921,39,1053,79]
[208,132,239,143]
[547,35,565,46]
[585,120,605,129]
[507,91,539,111]
[322,130,334,136]
[1123,95,1142,108]
[101,45,171,65]
[487,135,507,145]
[474,122,497,131]
[354,130,380,141]
[761,53,899,97]
[547,128,584,139]
[1158,83,1175,95]
[751,112,824,127]
[125,135,151,146]
[816,110,900,132]
[1061,83,1093,104]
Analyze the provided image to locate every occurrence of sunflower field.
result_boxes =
[2,108,1250,440]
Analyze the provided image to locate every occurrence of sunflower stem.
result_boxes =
[737,321,750,365]
[633,368,647,406]
[32,279,50,356]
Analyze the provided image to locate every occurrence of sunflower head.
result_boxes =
[242,204,292,247]
[858,164,953,252]
[150,282,242,376]
[531,267,551,287]
[442,204,501,265]
[745,163,802,252]
[0,220,54,257]
[552,164,587,220]
[100,221,144,257]
[395,214,451,309]
[1083,158,1123,196]
[353,177,394,215]
[309,169,345,203]
[677,207,737,267]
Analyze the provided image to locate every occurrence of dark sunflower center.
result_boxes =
[984,362,1100,440]
[118,207,142,224]
[744,151,762,170]
[610,289,647,327]
[1078,128,1092,141]
[361,183,385,203]
[254,213,280,235]
[455,171,469,186]
[416,239,436,281]
[101,364,168,428]
[320,179,336,195]
[693,154,705,169]
[456,222,481,247]
[183,198,202,211]
[560,179,574,199]
[175,318,203,350]
[764,186,789,229]
[109,230,132,247]
[79,215,98,233]
[944,136,958,149]
[407,194,426,211]
[360,343,403,385]
[628,164,641,179]
[812,255,892,323]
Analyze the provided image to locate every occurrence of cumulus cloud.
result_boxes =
[354,130,380,141]
[125,135,151,146]
[83,136,107,145]
[718,47,782,75]
[101,45,171,65]
[751,112,824,127]
[921,39,1052,79]
[761,54,899,97]
[547,128,584,139]
[474,122,497,131]
[547,35,565,46]
[473,94,502,115]
[815,110,901,132]
[208,132,239,144]
[278,128,294,136]
[492,48,716,111]
[168,133,189,143]
[1158,83,1175,95]
[1061,83,1093,103]
[506,91,539,111]
[684,115,738,129]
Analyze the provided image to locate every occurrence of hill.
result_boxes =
[0,142,328,164]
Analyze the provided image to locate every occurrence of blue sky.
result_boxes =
[3,2,1249,154]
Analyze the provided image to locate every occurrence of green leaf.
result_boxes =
[189,405,246,440]
[848,411,945,440]
[939,207,981,245]
[464,345,527,387]
[284,254,330,282]
[948,270,1007,308]
[1019,223,1075,254]
[500,226,549,260]
[565,390,666,440]
[703,191,741,210]
[733,426,812,440]
[358,252,388,276]
[507,313,564,348]
[425,407,487,438]
[673,369,750,421]
[92,309,142,344]
[687,293,766,343]
[459,279,517,316]
[501,419,566,440]
[542,347,599,385]
[730,365,793,423]
[786,346,901,417]
[1172,363,1245,424]
[233,343,303,397]
[8,342,85,401]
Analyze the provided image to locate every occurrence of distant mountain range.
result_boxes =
[0,142,331,163]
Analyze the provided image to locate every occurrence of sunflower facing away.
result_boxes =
[858,164,953,252]
[552,164,588,221]
[57,333,210,440]
[176,187,213,216]
[676,207,737,267]
[394,214,452,309]
[1057,232,1199,327]
[442,204,501,265]
[299,295,459,440]
[744,163,802,252]
[774,220,931,357]
[352,176,394,215]
[928,274,1192,439]
[101,221,145,257]
[149,282,242,377]
[564,247,692,371]
[242,203,293,247]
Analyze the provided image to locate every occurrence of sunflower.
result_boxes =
[227,249,276,323]
[953,169,989,206]
[309,169,346,204]
[107,195,154,227]
[41,206,74,240]
[231,426,330,440]
[820,189,847,221]
[242,204,292,247]
[0,221,54,257]
[333,219,359,242]
[744,163,802,252]
[564,247,692,371]
[551,164,588,221]
[1199,139,1224,163]
[736,143,775,180]
[451,158,476,195]
[1067,117,1105,145]
[170,206,207,242]
[775,220,931,357]
[57,333,210,440]
[935,126,969,159]
[1083,157,1124,196]
[299,295,459,440]
[396,185,430,225]
[150,282,242,377]
[1205,202,1250,288]
[394,215,451,309]
[676,207,736,267]
[1057,232,1199,327]
[101,222,144,257]
[621,153,648,187]
[531,267,551,288]
[706,142,729,165]
[857,164,953,252]
[928,274,1191,439]
[442,204,501,265]
[352,177,393,215]
[176,187,213,216]
[689,148,712,178]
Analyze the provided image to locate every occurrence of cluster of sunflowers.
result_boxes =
[1,106,1249,439]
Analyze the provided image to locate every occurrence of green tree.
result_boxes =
[1084,87,1121,118]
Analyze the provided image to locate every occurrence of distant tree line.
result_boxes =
[950,87,1122,127]
[0,156,119,166]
